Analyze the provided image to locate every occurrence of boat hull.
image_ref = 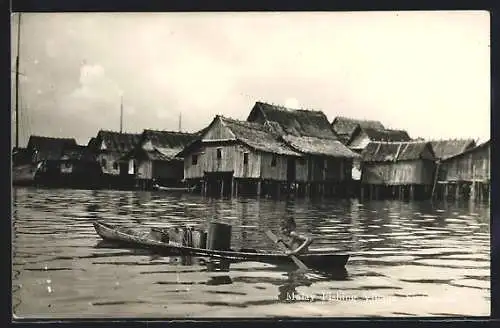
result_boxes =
[153,185,196,192]
[12,163,37,186]
[93,221,349,269]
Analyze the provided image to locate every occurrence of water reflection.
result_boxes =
[12,187,490,318]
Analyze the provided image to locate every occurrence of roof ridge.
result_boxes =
[144,129,195,135]
[29,135,76,140]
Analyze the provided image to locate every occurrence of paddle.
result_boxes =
[265,230,310,271]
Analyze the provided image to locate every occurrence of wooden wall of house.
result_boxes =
[136,160,153,179]
[152,160,184,180]
[438,144,490,182]
[325,158,352,182]
[97,152,123,175]
[362,160,435,185]
[184,144,261,180]
[202,118,235,140]
[295,158,309,182]
[260,153,288,181]
[308,157,325,182]
[303,157,353,182]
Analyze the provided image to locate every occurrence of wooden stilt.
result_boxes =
[409,185,414,201]
[220,179,224,198]
[257,180,262,197]
[455,182,460,201]
[276,182,281,199]
[235,180,239,197]
[444,183,448,200]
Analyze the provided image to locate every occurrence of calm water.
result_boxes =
[12,187,490,318]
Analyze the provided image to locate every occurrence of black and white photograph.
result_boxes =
[11,11,490,318]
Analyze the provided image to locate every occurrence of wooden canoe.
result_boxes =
[93,221,349,270]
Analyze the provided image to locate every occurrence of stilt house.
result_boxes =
[123,129,199,189]
[434,140,489,202]
[246,102,360,197]
[360,141,436,200]
[177,115,302,197]
[331,116,385,145]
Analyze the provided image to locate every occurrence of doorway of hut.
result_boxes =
[287,158,296,183]
[119,161,135,190]
[203,171,234,198]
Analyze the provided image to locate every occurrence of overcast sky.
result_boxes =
[11,11,490,147]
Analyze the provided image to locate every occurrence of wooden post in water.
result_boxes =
[256,180,262,197]
[220,179,224,198]
[444,183,449,200]
[409,185,414,201]
[455,182,460,201]
[470,181,476,202]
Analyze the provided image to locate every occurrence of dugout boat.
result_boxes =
[93,220,350,270]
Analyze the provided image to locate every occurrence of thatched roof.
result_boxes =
[61,145,87,161]
[331,116,385,138]
[95,130,141,153]
[126,147,183,161]
[247,101,337,139]
[123,130,198,162]
[362,141,435,162]
[429,139,476,160]
[141,129,199,149]
[347,126,411,149]
[362,128,411,142]
[442,139,490,162]
[220,116,302,156]
[282,135,360,158]
[27,135,77,151]
[27,135,78,161]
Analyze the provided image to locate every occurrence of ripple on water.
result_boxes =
[12,188,490,318]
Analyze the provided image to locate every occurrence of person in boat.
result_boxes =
[277,217,313,256]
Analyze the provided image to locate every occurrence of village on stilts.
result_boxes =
[12,101,490,204]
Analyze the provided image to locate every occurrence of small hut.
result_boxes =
[177,115,302,197]
[88,130,141,188]
[434,140,489,202]
[360,141,436,200]
[347,126,412,183]
[246,101,360,197]
[331,116,385,145]
[123,129,199,189]
[90,130,141,175]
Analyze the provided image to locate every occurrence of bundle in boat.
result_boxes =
[150,226,207,248]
